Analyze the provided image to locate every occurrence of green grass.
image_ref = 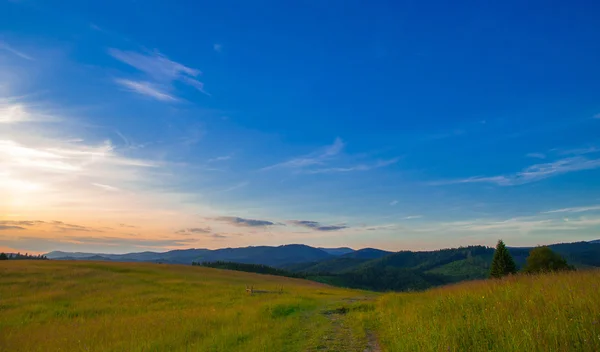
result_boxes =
[0,260,375,352]
[376,270,600,351]
[2,261,599,351]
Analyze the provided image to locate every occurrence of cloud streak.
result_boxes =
[432,157,600,186]
[542,205,600,214]
[288,220,348,232]
[0,41,34,61]
[114,79,177,102]
[175,227,211,235]
[0,225,26,231]
[109,48,209,100]
[262,138,344,171]
[213,216,277,227]
[305,157,400,174]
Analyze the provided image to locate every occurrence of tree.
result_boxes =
[522,246,574,274]
[0,253,7,260]
[489,240,517,278]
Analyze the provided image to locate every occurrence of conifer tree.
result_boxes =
[0,252,7,260]
[489,240,517,278]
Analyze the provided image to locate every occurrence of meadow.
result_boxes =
[0,260,376,352]
[1,261,599,351]
[376,270,600,351]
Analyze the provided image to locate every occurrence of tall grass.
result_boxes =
[2,261,599,351]
[376,270,600,351]
[0,260,372,352]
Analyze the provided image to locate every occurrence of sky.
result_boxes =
[1,0,600,254]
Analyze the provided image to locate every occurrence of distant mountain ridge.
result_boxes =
[46,244,338,267]
[45,241,600,292]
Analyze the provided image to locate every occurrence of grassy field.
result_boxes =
[1,261,599,351]
[376,270,600,352]
[0,261,376,352]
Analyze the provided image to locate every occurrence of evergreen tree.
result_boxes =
[522,246,574,273]
[489,240,517,278]
[0,252,7,260]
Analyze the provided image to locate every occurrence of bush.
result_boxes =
[522,246,574,273]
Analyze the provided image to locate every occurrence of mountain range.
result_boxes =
[46,240,600,291]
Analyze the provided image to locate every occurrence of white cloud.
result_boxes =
[262,138,345,170]
[114,79,178,102]
[389,200,398,206]
[213,44,223,53]
[404,215,422,220]
[433,156,600,186]
[305,157,400,174]
[208,155,232,162]
[92,183,120,192]
[109,48,209,98]
[0,100,57,124]
[542,205,600,214]
[0,41,34,61]
[557,146,599,156]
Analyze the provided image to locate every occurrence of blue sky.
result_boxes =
[1,0,600,253]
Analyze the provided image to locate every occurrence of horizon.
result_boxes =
[2,1,600,255]
[5,238,598,257]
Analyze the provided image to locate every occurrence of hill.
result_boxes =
[43,241,600,291]
[1,260,599,351]
[0,260,377,352]
[46,244,334,267]
[292,242,600,291]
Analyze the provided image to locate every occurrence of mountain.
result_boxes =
[588,239,600,244]
[318,247,355,256]
[44,240,600,292]
[46,244,333,267]
[341,248,392,259]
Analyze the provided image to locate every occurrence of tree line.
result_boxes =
[193,261,305,279]
[0,252,48,260]
[489,240,574,278]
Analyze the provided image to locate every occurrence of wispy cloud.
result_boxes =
[0,225,26,231]
[109,48,209,99]
[114,79,177,102]
[213,216,277,227]
[288,220,348,232]
[0,41,34,61]
[390,200,398,206]
[92,183,120,192]
[557,146,599,156]
[208,155,232,163]
[432,157,600,186]
[213,44,223,53]
[404,215,422,220]
[175,227,211,235]
[0,220,105,233]
[541,205,600,214]
[262,138,344,171]
[305,157,400,174]
[0,99,57,124]
[526,152,546,159]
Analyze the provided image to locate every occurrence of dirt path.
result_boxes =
[307,297,382,352]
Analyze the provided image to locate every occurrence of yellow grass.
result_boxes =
[2,261,599,351]
[376,270,600,351]
[0,260,375,352]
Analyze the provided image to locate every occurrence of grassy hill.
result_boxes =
[376,270,600,351]
[0,260,377,352]
[1,260,599,351]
